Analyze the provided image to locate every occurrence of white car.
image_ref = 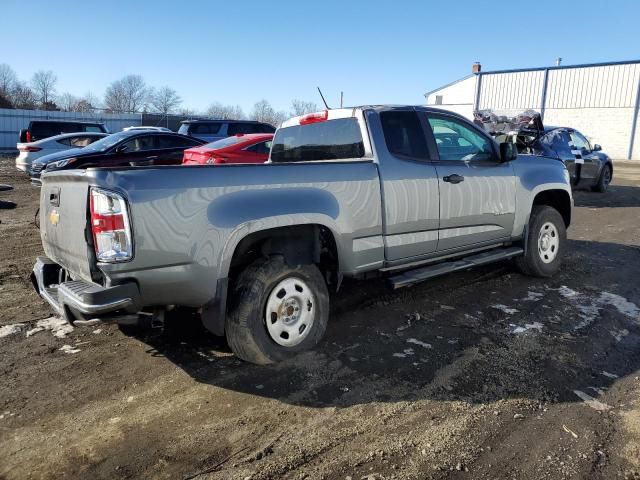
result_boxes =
[122,126,172,132]
[15,132,109,174]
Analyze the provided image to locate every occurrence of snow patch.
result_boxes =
[573,390,612,411]
[33,317,73,338]
[510,322,543,334]
[588,386,606,396]
[59,345,80,354]
[574,292,639,330]
[492,304,519,315]
[523,291,544,302]
[73,319,101,327]
[554,287,640,330]
[601,371,619,379]
[0,323,25,338]
[558,286,580,298]
[600,292,640,319]
[26,327,44,337]
[393,348,415,358]
[406,338,432,349]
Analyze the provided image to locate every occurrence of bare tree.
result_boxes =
[150,86,182,115]
[12,82,37,109]
[206,102,245,120]
[178,107,198,117]
[75,92,99,112]
[0,64,18,103]
[31,70,58,109]
[291,99,318,116]
[251,99,274,123]
[104,74,148,113]
[251,100,288,127]
[58,92,79,112]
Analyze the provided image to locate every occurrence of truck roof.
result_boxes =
[280,105,470,128]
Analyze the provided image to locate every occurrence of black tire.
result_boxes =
[516,205,566,277]
[591,164,612,193]
[225,255,329,364]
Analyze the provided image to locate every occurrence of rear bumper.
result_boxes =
[32,256,140,319]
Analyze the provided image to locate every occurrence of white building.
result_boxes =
[425,60,640,160]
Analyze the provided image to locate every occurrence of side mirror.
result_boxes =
[593,144,602,151]
[499,142,518,162]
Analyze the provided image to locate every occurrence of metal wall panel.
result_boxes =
[545,64,640,109]
[478,70,546,111]
[0,109,141,149]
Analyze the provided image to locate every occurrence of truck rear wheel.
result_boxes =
[516,205,566,277]
[225,255,329,364]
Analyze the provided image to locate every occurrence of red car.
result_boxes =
[182,133,273,165]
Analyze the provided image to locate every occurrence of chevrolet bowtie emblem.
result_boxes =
[49,209,60,226]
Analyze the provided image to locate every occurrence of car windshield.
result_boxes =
[81,131,132,152]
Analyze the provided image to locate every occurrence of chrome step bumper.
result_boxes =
[32,256,139,319]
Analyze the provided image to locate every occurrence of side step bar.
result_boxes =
[388,246,524,289]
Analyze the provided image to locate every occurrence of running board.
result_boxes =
[388,246,524,289]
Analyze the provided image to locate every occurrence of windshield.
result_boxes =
[82,131,132,152]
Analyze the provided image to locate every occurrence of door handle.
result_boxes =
[443,174,464,184]
[145,156,158,161]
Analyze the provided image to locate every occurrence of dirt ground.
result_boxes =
[1,154,639,480]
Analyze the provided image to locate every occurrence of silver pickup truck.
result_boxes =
[33,106,573,364]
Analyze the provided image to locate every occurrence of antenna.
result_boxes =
[340,91,343,108]
[317,87,330,109]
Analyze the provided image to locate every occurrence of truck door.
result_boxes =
[372,109,440,261]
[424,113,516,252]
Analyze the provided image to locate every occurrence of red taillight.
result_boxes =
[19,145,42,152]
[26,131,32,143]
[91,211,126,233]
[89,188,133,262]
[299,111,329,125]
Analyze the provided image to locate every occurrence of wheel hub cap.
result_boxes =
[537,222,559,264]
[265,277,315,347]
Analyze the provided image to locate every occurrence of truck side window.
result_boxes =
[427,117,494,161]
[379,111,428,159]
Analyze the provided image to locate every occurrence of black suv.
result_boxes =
[19,120,108,143]
[178,120,275,143]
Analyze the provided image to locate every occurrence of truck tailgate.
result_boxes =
[40,172,94,282]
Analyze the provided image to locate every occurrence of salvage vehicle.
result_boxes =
[182,133,273,165]
[30,130,204,181]
[15,132,108,174]
[32,106,573,364]
[475,110,613,192]
[18,120,108,143]
[178,119,275,143]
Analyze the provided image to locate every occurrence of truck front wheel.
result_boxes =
[516,205,566,277]
[225,255,329,364]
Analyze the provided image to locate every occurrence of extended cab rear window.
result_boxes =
[270,118,364,162]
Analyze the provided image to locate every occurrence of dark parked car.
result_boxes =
[18,120,108,143]
[475,110,613,192]
[30,130,205,181]
[178,119,275,143]
[525,127,613,192]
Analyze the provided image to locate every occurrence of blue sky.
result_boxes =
[2,0,639,114]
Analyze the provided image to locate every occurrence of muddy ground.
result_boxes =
[1,155,639,480]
